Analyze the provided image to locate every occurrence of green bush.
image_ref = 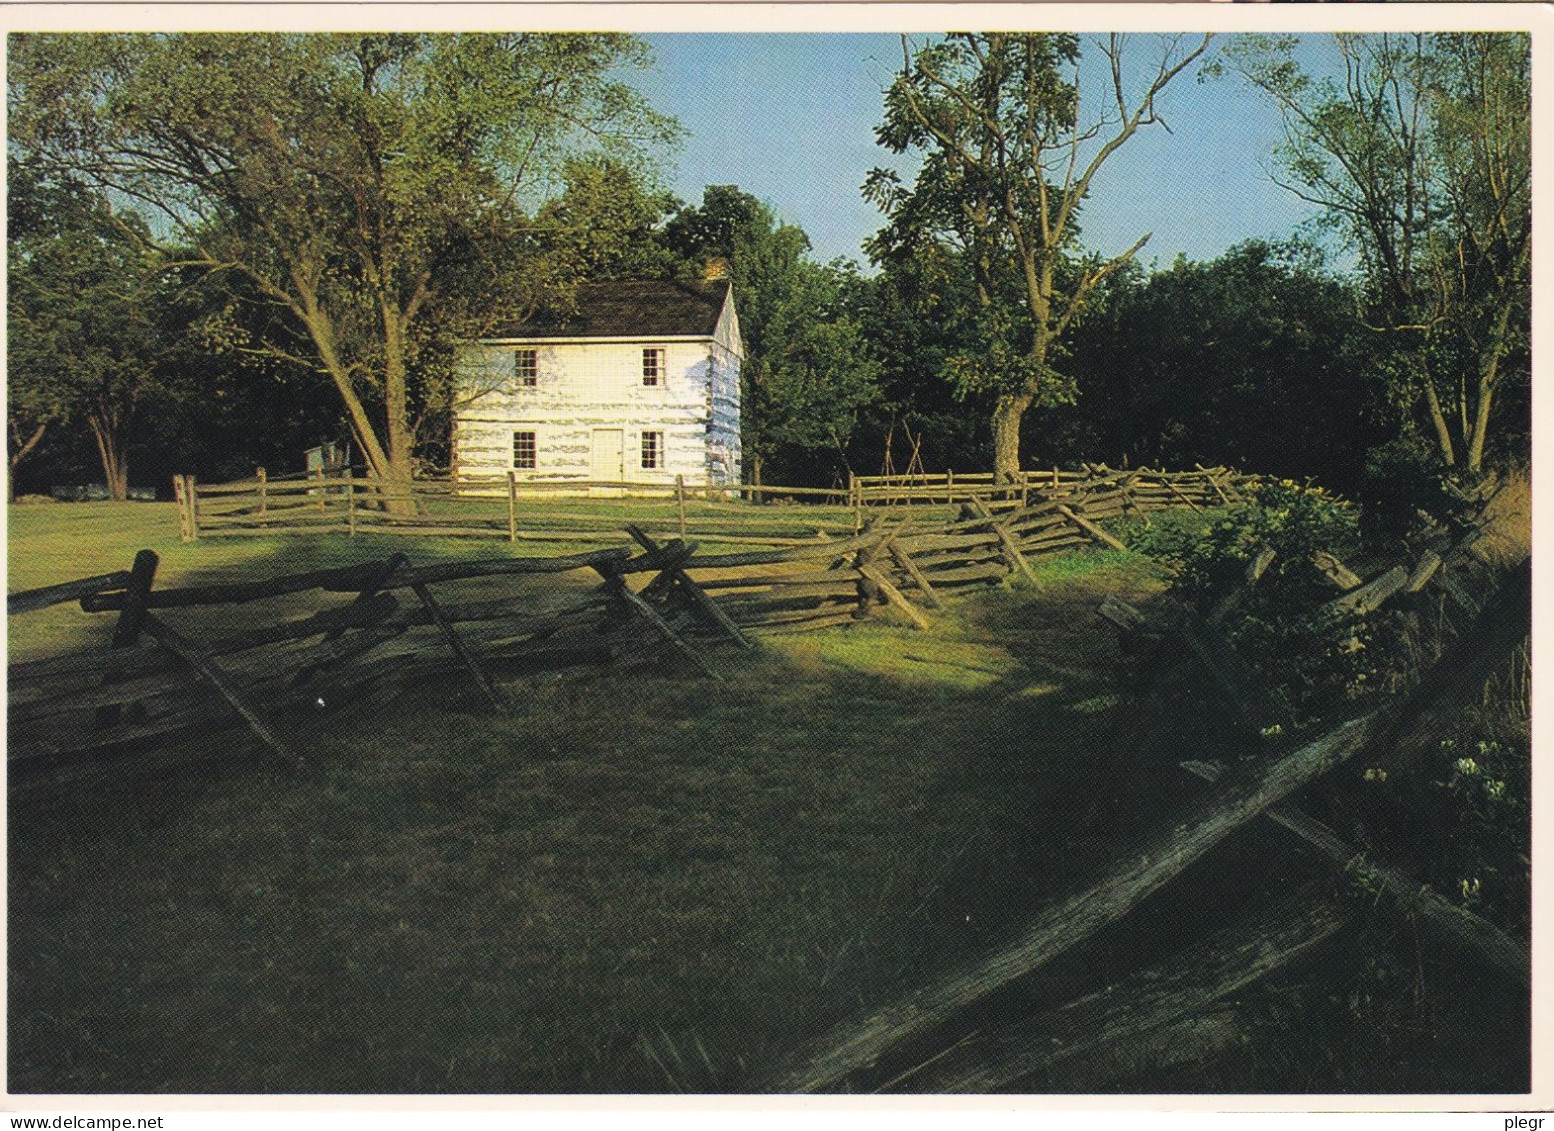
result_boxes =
[1125,480,1358,612]
[1124,481,1389,723]
[1357,435,1479,545]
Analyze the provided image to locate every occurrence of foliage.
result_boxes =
[1355,434,1478,546]
[1126,481,1381,722]
[1056,240,1378,489]
[6,182,203,499]
[536,155,689,284]
[867,32,1209,478]
[1216,33,1531,473]
[8,32,679,489]
[664,186,882,485]
[1127,480,1357,610]
[847,246,992,474]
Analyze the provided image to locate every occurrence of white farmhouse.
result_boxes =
[452,278,743,490]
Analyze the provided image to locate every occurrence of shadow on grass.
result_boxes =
[9,530,1525,1095]
[8,531,1178,1093]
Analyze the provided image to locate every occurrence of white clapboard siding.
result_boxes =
[453,282,744,489]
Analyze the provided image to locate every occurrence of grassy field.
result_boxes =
[6,501,1527,1094]
[8,500,1178,1092]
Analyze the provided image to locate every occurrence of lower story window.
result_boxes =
[641,431,662,470]
[512,430,537,470]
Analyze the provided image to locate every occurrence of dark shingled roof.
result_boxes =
[487,278,732,340]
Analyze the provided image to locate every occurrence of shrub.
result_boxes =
[1125,481,1386,723]
[1357,435,1479,545]
[1126,480,1358,613]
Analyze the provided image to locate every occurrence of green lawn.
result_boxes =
[8,500,1179,1092]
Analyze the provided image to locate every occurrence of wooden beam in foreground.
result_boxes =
[766,710,1378,1093]
[881,892,1346,1093]
[139,612,306,772]
[1180,760,1528,988]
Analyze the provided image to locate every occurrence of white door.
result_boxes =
[590,428,624,496]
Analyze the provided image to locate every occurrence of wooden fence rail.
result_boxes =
[764,487,1526,1093]
[173,466,1261,545]
[25,465,1267,790]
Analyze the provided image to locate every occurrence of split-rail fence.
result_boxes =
[761,488,1530,1093]
[15,465,1249,791]
[170,464,1251,545]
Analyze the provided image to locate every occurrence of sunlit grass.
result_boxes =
[8,497,1174,1092]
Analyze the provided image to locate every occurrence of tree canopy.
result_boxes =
[663,186,882,486]
[1220,32,1530,472]
[9,32,679,493]
[866,32,1210,480]
[6,172,202,500]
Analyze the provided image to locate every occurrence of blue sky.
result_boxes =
[632,33,1339,271]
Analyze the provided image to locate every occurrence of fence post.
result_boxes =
[507,469,519,543]
[346,476,356,536]
[850,471,861,534]
[185,475,200,539]
[256,466,267,519]
[1052,465,1059,489]
[676,474,687,540]
[947,468,954,506]
[315,465,326,513]
[112,549,160,648]
[172,475,191,542]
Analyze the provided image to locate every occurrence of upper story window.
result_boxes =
[514,349,538,388]
[642,348,664,387]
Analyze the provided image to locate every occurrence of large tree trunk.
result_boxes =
[9,421,46,502]
[1466,297,1519,473]
[297,295,414,514]
[381,308,418,493]
[88,411,130,502]
[991,392,1031,484]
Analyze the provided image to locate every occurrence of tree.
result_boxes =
[1220,33,1530,472]
[8,33,678,499]
[851,243,995,475]
[536,154,688,284]
[664,186,881,486]
[740,259,882,486]
[1060,240,1375,488]
[866,32,1210,480]
[7,189,194,500]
